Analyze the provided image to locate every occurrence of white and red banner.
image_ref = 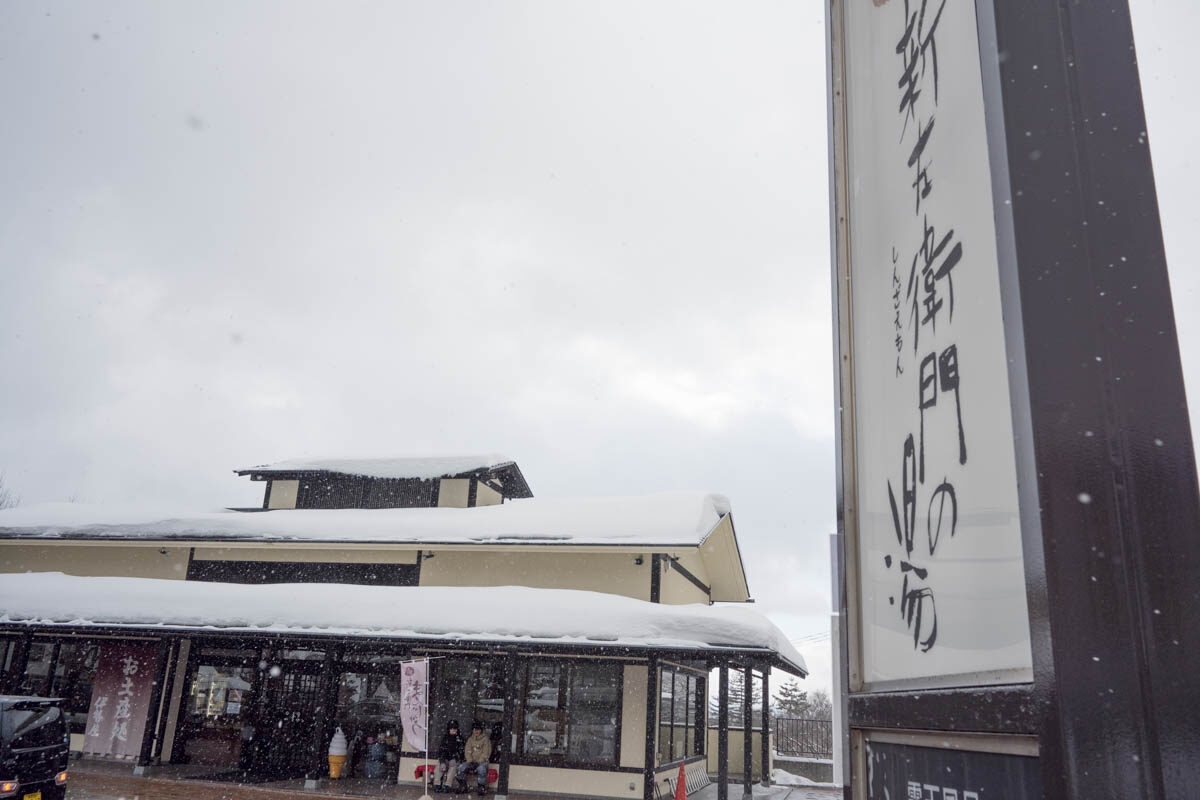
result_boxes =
[399,659,428,752]
[82,642,158,758]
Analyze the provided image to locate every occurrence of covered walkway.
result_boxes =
[68,760,841,800]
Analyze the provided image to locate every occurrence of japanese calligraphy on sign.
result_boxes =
[83,642,157,758]
[841,0,1033,686]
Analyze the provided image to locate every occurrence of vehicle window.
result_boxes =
[2,705,64,750]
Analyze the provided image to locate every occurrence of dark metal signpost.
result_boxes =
[828,1,1200,798]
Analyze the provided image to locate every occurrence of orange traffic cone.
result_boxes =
[674,762,687,800]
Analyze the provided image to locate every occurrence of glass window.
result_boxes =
[658,666,705,763]
[336,671,403,740]
[566,663,618,764]
[49,641,100,734]
[429,657,506,755]
[521,662,563,757]
[181,664,256,767]
[517,659,621,767]
[21,642,55,696]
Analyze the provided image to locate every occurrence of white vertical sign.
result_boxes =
[841,0,1032,687]
[400,659,429,752]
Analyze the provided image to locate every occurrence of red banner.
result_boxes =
[82,642,158,758]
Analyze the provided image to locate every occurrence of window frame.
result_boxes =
[657,664,706,766]
[514,658,624,770]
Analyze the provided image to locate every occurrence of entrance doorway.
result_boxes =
[249,653,326,781]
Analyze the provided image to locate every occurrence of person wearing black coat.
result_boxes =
[434,720,466,792]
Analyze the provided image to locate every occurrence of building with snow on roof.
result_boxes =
[0,456,803,800]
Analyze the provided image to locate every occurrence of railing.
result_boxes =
[773,717,833,759]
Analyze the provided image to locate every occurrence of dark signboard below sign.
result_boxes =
[866,739,1040,800]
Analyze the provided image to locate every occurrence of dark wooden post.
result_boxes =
[760,665,770,786]
[741,666,752,799]
[643,654,659,800]
[649,554,662,603]
[497,649,519,799]
[136,638,172,769]
[305,647,339,786]
[717,661,729,800]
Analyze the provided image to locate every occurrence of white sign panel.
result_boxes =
[400,658,429,752]
[842,0,1032,687]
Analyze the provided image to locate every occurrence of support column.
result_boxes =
[643,654,659,800]
[496,649,519,799]
[136,638,173,770]
[305,647,339,787]
[649,554,662,603]
[717,661,729,800]
[742,666,752,800]
[760,665,771,787]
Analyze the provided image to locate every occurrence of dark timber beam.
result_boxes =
[717,661,729,800]
[649,554,662,603]
[742,666,752,800]
[643,654,659,800]
[497,650,518,799]
[305,648,338,785]
[760,665,771,786]
[665,556,712,600]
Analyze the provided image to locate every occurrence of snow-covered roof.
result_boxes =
[235,455,516,480]
[0,573,806,676]
[0,493,732,547]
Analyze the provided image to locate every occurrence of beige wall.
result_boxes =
[193,546,419,564]
[267,479,299,509]
[620,665,649,769]
[0,543,190,579]
[659,551,711,605]
[698,514,750,602]
[438,478,470,508]
[419,550,651,600]
[476,482,502,506]
[705,729,771,778]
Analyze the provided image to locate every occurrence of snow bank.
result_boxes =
[235,455,515,480]
[0,492,730,546]
[0,573,806,675]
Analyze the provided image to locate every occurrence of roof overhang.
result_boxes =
[0,572,806,677]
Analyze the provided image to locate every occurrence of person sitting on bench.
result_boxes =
[434,720,465,793]
[455,720,493,796]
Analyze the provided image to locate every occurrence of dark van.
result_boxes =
[0,697,69,800]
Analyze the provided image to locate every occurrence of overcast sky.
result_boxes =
[1,0,1195,697]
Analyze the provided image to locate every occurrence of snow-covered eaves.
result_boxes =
[0,573,807,676]
[234,455,516,480]
[0,492,732,548]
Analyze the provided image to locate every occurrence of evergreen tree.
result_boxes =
[772,679,810,719]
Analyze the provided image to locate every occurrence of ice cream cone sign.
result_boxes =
[674,762,687,800]
[328,727,348,779]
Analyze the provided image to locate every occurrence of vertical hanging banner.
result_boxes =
[82,642,158,758]
[839,0,1031,689]
[399,659,428,752]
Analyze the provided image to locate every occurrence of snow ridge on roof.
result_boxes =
[236,455,515,480]
[0,573,806,676]
[0,492,731,547]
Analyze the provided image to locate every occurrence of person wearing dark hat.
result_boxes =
[434,720,465,793]
[454,720,493,795]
